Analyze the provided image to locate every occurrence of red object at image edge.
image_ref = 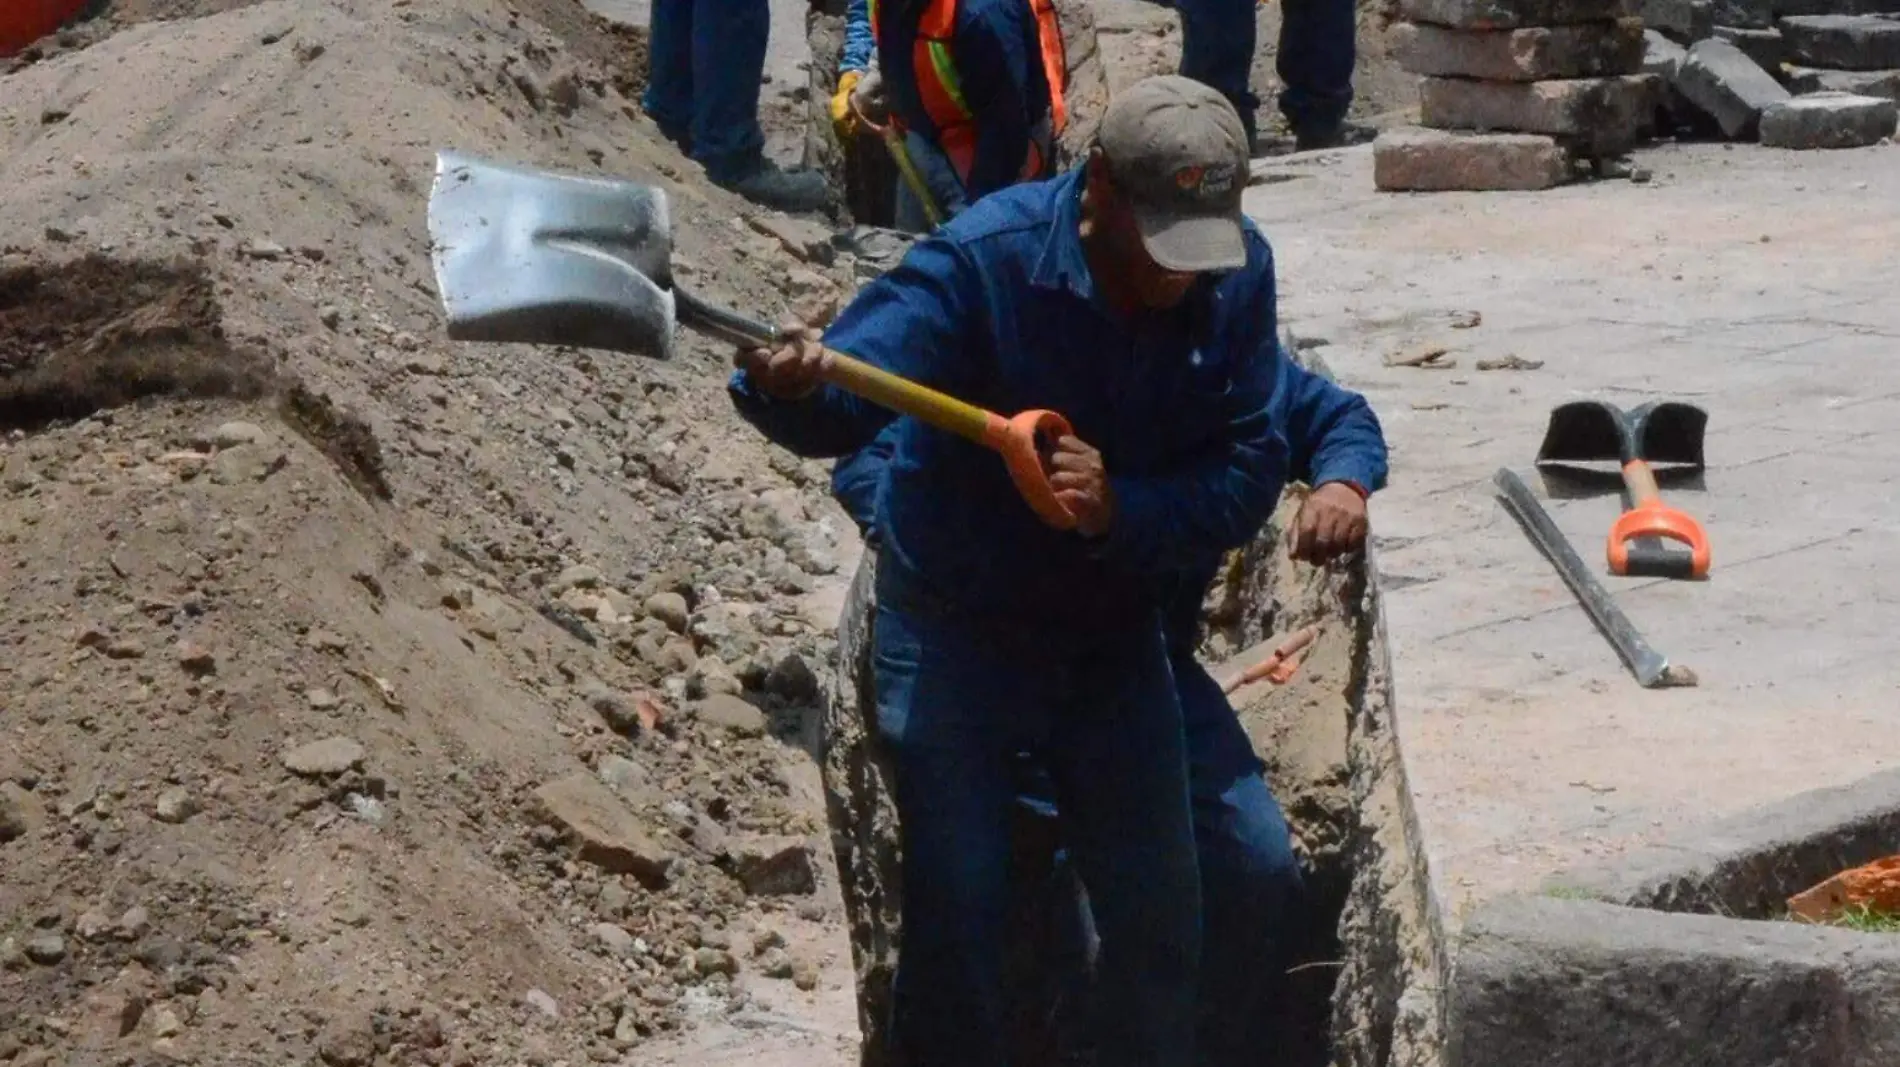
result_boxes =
[0,0,87,58]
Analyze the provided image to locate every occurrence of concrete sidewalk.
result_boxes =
[1243,140,1900,932]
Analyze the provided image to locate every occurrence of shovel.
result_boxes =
[426,150,1077,531]
[1534,399,1711,580]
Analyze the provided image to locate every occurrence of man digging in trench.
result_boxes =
[730,77,1386,1066]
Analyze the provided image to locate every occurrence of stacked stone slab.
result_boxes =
[1374,0,1657,191]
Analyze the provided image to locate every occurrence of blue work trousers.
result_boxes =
[872,573,1202,1067]
[1174,0,1355,139]
[641,0,768,184]
[1023,649,1307,1067]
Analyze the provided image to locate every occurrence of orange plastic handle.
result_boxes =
[1607,501,1711,578]
[821,351,1078,530]
[982,409,1078,531]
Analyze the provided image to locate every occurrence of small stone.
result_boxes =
[1712,25,1784,70]
[241,239,287,260]
[1392,18,1645,80]
[643,592,689,633]
[153,787,197,824]
[580,680,642,736]
[1374,127,1568,190]
[596,753,655,803]
[791,956,821,991]
[0,782,44,843]
[211,421,269,448]
[593,922,635,956]
[599,882,632,915]
[104,638,145,659]
[693,947,738,977]
[176,641,217,675]
[24,932,65,964]
[692,694,767,738]
[554,564,603,592]
[687,657,743,698]
[1760,91,1899,148]
[282,736,366,777]
[150,1005,184,1038]
[746,214,835,265]
[525,988,561,1019]
[75,908,112,941]
[319,305,343,329]
[758,947,796,979]
[1418,75,1658,155]
[1675,38,1791,138]
[727,836,819,896]
[1399,0,1631,28]
[1780,14,1900,71]
[116,905,151,940]
[307,688,342,710]
[308,628,350,653]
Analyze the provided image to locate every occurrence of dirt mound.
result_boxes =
[0,0,864,1063]
[0,254,272,431]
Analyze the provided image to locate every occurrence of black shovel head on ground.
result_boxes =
[427,150,680,359]
[1535,399,1708,472]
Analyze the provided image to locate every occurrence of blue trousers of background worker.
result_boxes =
[872,572,1203,1067]
[1024,646,1309,1067]
[1173,0,1355,140]
[641,0,769,185]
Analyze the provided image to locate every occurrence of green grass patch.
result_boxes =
[1820,904,1900,934]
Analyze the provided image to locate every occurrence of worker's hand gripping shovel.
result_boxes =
[424,150,1076,530]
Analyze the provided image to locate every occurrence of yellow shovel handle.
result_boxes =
[822,349,991,444]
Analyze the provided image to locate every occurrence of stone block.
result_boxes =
[1786,64,1900,100]
[1675,37,1791,137]
[1713,0,1775,28]
[1776,0,1900,17]
[1760,91,1899,147]
[1449,895,1900,1067]
[1780,14,1900,71]
[1392,19,1645,80]
[1372,127,1569,191]
[1642,0,1715,42]
[1400,0,1631,29]
[1644,27,1689,75]
[1714,25,1786,67]
[1417,74,1658,154]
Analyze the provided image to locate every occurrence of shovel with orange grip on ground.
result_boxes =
[423,150,1077,530]
[1535,399,1711,580]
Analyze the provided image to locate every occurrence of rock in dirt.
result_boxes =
[727,836,819,896]
[24,932,66,965]
[115,906,150,940]
[644,591,690,633]
[0,782,45,843]
[525,988,561,1019]
[316,1012,379,1066]
[209,421,270,449]
[765,650,820,701]
[592,922,635,956]
[1759,91,1898,147]
[282,736,367,777]
[152,786,197,824]
[531,773,673,886]
[692,694,767,738]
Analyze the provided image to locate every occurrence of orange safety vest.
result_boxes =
[868,0,1069,189]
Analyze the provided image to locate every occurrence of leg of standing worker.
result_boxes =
[891,130,970,234]
[873,594,1041,1067]
[1047,633,1201,1067]
[1176,653,1307,1067]
[687,0,770,184]
[641,0,695,149]
[1277,0,1357,147]
[1174,0,1261,143]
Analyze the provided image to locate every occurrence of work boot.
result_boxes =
[718,159,830,214]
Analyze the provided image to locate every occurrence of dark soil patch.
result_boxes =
[278,384,392,502]
[0,254,273,431]
[508,0,649,100]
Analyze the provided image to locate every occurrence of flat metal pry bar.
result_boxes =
[1494,468,1698,689]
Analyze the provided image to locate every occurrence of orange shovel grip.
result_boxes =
[983,409,1078,531]
[1607,501,1711,578]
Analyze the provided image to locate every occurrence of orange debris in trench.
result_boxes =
[1787,856,1900,923]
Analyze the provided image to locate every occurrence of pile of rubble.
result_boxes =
[1374,0,1900,190]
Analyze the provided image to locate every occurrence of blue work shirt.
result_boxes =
[831,341,1390,646]
[730,167,1292,633]
[871,0,1052,200]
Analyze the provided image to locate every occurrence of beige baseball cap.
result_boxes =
[1097,75,1251,273]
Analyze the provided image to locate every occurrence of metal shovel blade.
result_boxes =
[1535,398,1708,471]
[427,150,680,359]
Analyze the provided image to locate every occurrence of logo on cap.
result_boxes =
[1175,162,1237,199]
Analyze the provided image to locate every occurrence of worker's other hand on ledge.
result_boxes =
[1288,481,1368,564]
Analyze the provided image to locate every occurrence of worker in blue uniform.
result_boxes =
[731,77,1282,1067]
[1174,0,1358,151]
